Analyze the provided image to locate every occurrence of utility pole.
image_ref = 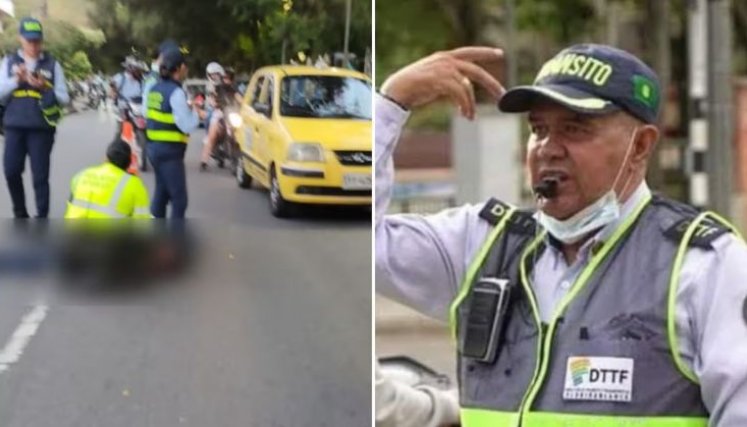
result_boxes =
[687,0,709,209]
[343,0,352,68]
[707,0,733,216]
[647,0,670,190]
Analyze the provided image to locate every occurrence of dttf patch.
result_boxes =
[479,198,536,235]
[563,356,634,402]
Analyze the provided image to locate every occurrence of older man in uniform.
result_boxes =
[376,44,747,426]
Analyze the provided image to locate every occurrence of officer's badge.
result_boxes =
[40,70,52,80]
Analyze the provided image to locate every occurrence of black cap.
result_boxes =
[499,44,661,124]
[107,139,132,170]
[161,48,186,72]
[159,39,179,55]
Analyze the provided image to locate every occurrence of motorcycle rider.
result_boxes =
[205,61,225,94]
[110,56,146,109]
[200,66,240,171]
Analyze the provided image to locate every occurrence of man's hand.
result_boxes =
[15,64,28,83]
[27,73,48,90]
[380,47,506,120]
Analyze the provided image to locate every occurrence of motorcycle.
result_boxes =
[117,96,148,172]
[211,106,241,171]
[377,356,459,427]
[378,355,452,391]
[87,83,106,110]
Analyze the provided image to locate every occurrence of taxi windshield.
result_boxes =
[279,75,371,120]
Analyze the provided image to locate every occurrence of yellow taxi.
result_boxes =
[233,65,372,217]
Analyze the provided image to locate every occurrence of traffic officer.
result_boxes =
[145,47,201,218]
[142,39,179,101]
[65,139,150,219]
[376,45,747,426]
[0,17,69,218]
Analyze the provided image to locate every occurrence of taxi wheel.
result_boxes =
[236,158,252,189]
[269,166,295,218]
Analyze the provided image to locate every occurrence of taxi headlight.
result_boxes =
[228,112,242,128]
[287,143,324,162]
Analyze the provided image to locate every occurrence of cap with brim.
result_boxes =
[19,17,43,41]
[497,44,662,124]
[161,48,186,71]
[499,84,620,116]
[159,39,179,55]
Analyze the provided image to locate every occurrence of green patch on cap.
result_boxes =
[23,21,42,32]
[633,75,658,109]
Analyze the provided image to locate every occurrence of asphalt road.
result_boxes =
[0,109,372,426]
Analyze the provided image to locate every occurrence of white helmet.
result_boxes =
[206,62,225,79]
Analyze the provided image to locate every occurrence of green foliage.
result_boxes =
[83,0,371,75]
[375,0,452,87]
[63,50,93,80]
[515,0,597,44]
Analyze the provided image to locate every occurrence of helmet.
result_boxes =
[206,62,225,80]
[122,56,148,72]
[121,55,138,69]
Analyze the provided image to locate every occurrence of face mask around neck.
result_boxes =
[537,127,640,244]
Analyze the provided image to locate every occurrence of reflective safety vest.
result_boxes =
[450,195,740,427]
[3,52,62,129]
[65,163,151,219]
[146,78,189,143]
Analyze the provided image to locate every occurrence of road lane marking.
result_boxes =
[0,305,49,374]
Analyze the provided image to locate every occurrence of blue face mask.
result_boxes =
[537,190,620,244]
[537,128,639,244]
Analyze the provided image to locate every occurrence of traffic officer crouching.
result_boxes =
[376,44,747,426]
[0,17,69,218]
[65,139,150,219]
[145,47,202,219]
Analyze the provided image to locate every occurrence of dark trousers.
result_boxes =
[3,128,55,218]
[147,142,188,219]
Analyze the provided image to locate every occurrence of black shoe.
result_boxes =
[200,162,208,172]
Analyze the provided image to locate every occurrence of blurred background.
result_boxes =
[375,0,747,379]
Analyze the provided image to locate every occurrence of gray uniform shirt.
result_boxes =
[375,94,747,426]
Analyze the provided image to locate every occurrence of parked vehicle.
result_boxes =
[234,65,372,217]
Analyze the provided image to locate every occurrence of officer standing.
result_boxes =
[65,139,150,219]
[0,17,69,219]
[142,39,179,102]
[376,45,747,426]
[145,47,201,219]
